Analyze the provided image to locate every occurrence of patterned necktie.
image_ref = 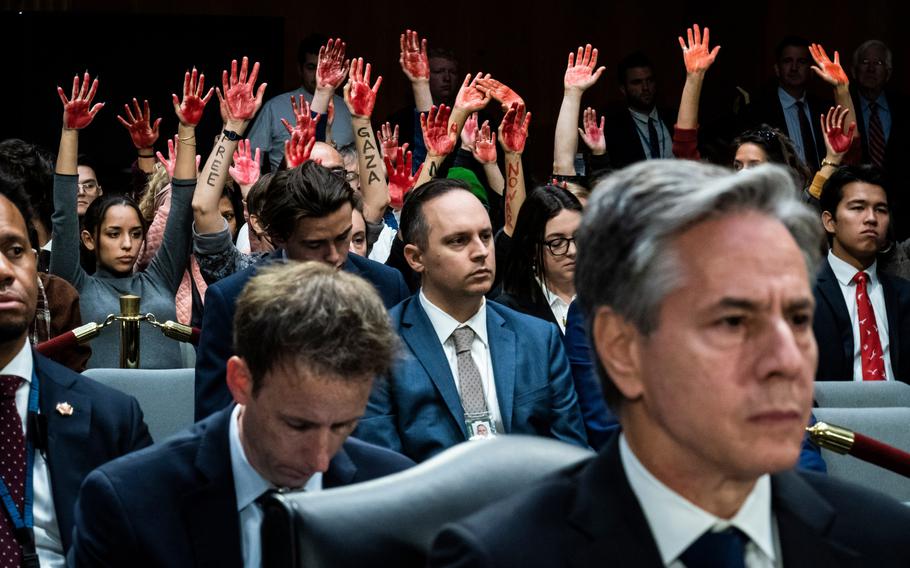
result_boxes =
[0,375,24,567]
[867,102,886,168]
[854,272,886,380]
[451,327,489,417]
[678,527,747,568]
[647,117,661,159]
[795,101,819,171]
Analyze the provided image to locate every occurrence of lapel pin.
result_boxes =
[55,402,74,416]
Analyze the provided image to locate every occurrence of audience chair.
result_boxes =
[81,368,195,442]
[813,380,910,408]
[260,436,595,568]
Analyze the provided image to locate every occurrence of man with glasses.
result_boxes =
[354,179,588,463]
[76,161,103,217]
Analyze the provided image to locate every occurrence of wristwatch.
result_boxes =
[223,129,241,141]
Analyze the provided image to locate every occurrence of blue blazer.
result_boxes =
[68,406,415,567]
[194,253,411,421]
[35,352,152,554]
[354,297,588,463]
[813,258,910,382]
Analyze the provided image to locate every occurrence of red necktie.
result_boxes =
[868,102,886,168]
[854,272,886,381]
[0,375,24,567]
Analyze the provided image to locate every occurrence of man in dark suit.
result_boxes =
[0,180,152,565]
[430,161,910,566]
[194,161,410,420]
[604,52,675,169]
[814,165,910,381]
[70,262,414,567]
[355,179,587,462]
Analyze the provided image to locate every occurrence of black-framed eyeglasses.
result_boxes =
[329,167,359,184]
[544,236,576,256]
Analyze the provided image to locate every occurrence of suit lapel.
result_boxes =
[817,261,854,365]
[487,306,517,432]
[399,299,466,436]
[880,273,902,374]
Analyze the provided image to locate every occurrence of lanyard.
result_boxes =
[0,370,39,563]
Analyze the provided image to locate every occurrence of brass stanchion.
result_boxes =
[119,295,141,369]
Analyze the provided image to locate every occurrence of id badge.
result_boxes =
[466,416,497,440]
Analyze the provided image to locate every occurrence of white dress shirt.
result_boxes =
[827,251,894,381]
[419,291,504,432]
[229,404,322,568]
[777,87,818,165]
[619,435,780,567]
[629,107,673,159]
[1,341,64,567]
[536,278,573,333]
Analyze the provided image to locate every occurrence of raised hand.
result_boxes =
[499,102,531,153]
[377,122,407,164]
[344,57,382,118]
[454,73,492,113]
[284,129,316,168]
[476,76,524,111]
[563,44,606,91]
[171,68,213,126]
[327,99,336,128]
[156,136,203,178]
[317,38,349,90]
[821,105,856,156]
[117,98,160,149]
[678,24,720,75]
[216,57,267,121]
[809,43,849,86]
[386,148,422,209]
[473,120,497,164]
[229,139,261,186]
[461,112,480,150]
[420,105,458,156]
[57,72,104,129]
[578,107,606,155]
[282,95,320,140]
[399,29,429,81]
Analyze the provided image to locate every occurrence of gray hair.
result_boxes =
[852,39,893,72]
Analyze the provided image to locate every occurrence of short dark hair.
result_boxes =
[399,178,472,249]
[774,36,810,61]
[0,139,53,241]
[0,171,36,233]
[732,125,811,189]
[617,51,653,84]
[257,161,355,242]
[298,33,328,66]
[234,261,399,392]
[819,164,889,220]
[427,47,457,64]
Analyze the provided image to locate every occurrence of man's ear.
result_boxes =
[80,229,95,251]
[821,210,837,235]
[226,356,254,406]
[773,63,781,79]
[403,243,426,274]
[592,306,645,402]
[97,184,103,197]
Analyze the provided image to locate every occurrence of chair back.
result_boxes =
[813,381,910,407]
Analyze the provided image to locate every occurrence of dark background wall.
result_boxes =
[0,0,905,188]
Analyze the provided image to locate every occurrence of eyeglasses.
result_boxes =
[861,59,886,68]
[328,167,359,184]
[544,236,576,257]
[77,180,99,193]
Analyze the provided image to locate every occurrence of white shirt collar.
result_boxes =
[419,290,488,348]
[535,277,574,311]
[0,339,33,384]
[619,434,776,565]
[828,249,879,288]
[777,86,806,109]
[629,106,660,123]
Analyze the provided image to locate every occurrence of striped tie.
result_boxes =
[868,102,886,168]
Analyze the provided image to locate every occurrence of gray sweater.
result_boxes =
[50,174,194,369]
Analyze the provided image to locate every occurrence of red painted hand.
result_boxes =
[287,95,320,140]
[821,105,856,156]
[420,105,458,156]
[473,120,497,164]
[499,102,531,153]
[399,29,430,81]
[57,72,104,130]
[344,57,382,118]
[284,129,316,168]
[454,73,492,113]
[461,112,479,150]
[386,148,422,209]
[563,44,607,91]
[378,123,407,164]
[217,57,267,121]
[327,99,336,127]
[578,107,606,154]
[229,139,261,186]
[476,77,524,111]
[171,68,213,126]
[809,43,849,86]
[317,38,349,90]
[117,98,161,149]
[678,24,720,74]
[549,178,569,190]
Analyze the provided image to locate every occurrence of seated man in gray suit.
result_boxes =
[355,178,588,462]
[431,161,910,566]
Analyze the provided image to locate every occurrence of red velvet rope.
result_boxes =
[850,432,910,479]
[35,331,78,358]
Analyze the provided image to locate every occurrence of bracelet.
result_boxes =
[137,153,155,159]
[178,135,196,143]
[820,159,841,169]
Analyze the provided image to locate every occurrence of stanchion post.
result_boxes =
[119,294,141,369]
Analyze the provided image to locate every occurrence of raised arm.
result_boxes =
[386,148,422,210]
[809,105,857,199]
[674,24,720,160]
[499,102,531,235]
[414,104,458,187]
[378,122,408,166]
[344,57,389,221]
[472,120,504,195]
[281,95,319,168]
[809,43,859,141]
[553,44,606,174]
[117,98,161,174]
[400,29,433,112]
[449,73,492,149]
[311,38,349,114]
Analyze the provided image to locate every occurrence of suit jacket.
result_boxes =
[354,297,588,462]
[35,352,152,553]
[604,106,675,169]
[429,433,910,567]
[194,252,410,421]
[851,88,909,173]
[813,259,910,382]
[743,86,830,168]
[68,405,415,568]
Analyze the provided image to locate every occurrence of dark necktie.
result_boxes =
[678,527,747,568]
[451,327,488,417]
[854,271,886,380]
[794,101,819,172]
[0,375,25,568]
[647,117,661,159]
[868,102,886,168]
